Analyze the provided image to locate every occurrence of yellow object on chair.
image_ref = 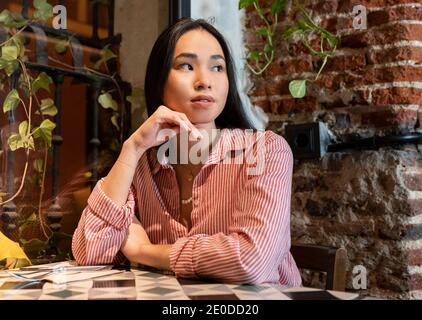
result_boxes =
[0,231,31,269]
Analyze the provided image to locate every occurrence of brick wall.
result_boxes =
[244,0,422,299]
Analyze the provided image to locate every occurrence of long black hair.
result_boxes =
[144,18,253,130]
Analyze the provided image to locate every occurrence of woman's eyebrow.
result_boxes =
[174,53,225,62]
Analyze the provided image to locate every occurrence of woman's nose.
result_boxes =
[194,70,211,90]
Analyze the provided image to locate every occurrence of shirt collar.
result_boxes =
[147,128,248,175]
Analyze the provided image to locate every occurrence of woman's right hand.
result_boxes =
[123,105,203,157]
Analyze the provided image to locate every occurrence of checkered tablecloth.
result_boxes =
[0,262,359,300]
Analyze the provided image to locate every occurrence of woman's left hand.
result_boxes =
[121,215,151,261]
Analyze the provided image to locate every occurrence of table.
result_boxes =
[0,261,360,300]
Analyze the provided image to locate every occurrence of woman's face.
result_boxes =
[163,29,229,128]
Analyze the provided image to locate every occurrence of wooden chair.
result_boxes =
[290,244,348,291]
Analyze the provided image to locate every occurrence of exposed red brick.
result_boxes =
[368,47,422,65]
[320,16,354,34]
[336,0,417,13]
[344,66,422,87]
[315,73,345,91]
[341,24,422,48]
[277,96,318,114]
[264,63,284,78]
[368,7,422,28]
[252,99,271,113]
[264,80,284,96]
[403,173,422,191]
[361,108,418,128]
[279,57,314,74]
[244,32,266,46]
[408,249,422,266]
[408,199,422,216]
[249,80,267,97]
[287,38,331,56]
[325,53,366,71]
[409,273,422,291]
[371,87,422,106]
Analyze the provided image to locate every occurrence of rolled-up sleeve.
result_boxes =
[169,133,301,286]
[72,178,136,265]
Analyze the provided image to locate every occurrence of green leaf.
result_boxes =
[0,10,27,28]
[33,0,53,22]
[36,98,57,116]
[289,80,307,98]
[255,28,268,37]
[93,44,117,70]
[3,89,20,113]
[12,36,25,58]
[33,119,56,147]
[3,60,18,76]
[264,43,273,53]
[1,44,18,61]
[283,26,301,39]
[111,113,120,131]
[239,0,256,9]
[18,212,37,238]
[249,51,260,61]
[271,0,288,14]
[33,159,43,173]
[32,72,53,93]
[297,19,312,32]
[126,88,145,106]
[98,92,118,111]
[0,9,13,25]
[322,31,337,50]
[19,120,28,138]
[54,38,68,54]
[21,238,48,258]
[7,133,21,151]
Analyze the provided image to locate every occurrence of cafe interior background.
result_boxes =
[0,0,421,300]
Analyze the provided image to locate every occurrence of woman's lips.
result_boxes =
[191,100,214,108]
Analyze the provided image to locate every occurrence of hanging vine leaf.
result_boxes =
[33,119,56,147]
[0,58,18,76]
[54,38,69,54]
[0,9,27,28]
[36,98,57,116]
[18,120,28,138]
[289,79,307,98]
[32,72,53,93]
[93,44,117,70]
[239,0,257,9]
[33,159,43,173]
[33,0,53,22]
[3,89,20,113]
[111,113,120,131]
[98,92,118,111]
[1,44,18,61]
[20,238,48,258]
[271,0,288,14]
[126,87,144,106]
[7,133,22,151]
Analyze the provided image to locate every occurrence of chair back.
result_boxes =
[290,244,347,291]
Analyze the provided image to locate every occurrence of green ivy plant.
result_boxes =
[239,0,337,98]
[0,0,139,263]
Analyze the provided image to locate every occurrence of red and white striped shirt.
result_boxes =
[72,128,302,286]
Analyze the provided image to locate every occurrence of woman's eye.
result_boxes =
[212,65,224,72]
[178,63,193,70]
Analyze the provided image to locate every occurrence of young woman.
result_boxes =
[72,18,301,286]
